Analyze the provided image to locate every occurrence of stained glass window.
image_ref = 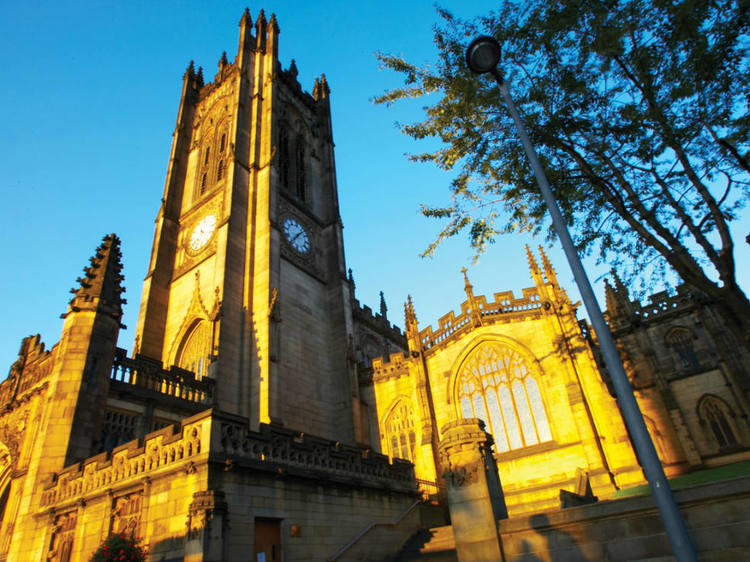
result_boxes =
[457,343,551,452]
[177,321,212,380]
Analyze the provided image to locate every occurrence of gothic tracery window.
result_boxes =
[385,401,416,462]
[176,321,212,379]
[699,395,738,450]
[457,342,552,453]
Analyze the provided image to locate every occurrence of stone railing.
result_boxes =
[217,419,416,492]
[41,416,208,508]
[420,290,542,351]
[110,348,214,404]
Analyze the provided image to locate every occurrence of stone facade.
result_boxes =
[601,276,750,473]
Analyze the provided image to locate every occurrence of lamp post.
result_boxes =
[465,35,696,561]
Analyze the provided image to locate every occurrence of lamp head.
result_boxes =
[466,35,501,74]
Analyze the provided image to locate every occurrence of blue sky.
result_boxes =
[2,1,749,373]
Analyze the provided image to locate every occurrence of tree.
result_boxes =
[90,533,147,562]
[375,0,750,340]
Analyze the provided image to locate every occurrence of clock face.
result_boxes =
[189,214,217,252]
[283,217,310,254]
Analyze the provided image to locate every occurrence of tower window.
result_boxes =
[456,342,552,453]
[204,146,210,166]
[176,321,212,380]
[220,133,226,152]
[295,140,306,201]
[279,128,289,188]
[667,327,699,369]
[200,173,207,194]
[217,160,224,181]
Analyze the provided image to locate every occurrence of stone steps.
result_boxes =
[391,525,457,561]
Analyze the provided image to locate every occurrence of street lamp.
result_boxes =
[466,35,696,561]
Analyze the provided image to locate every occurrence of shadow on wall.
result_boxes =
[511,514,589,562]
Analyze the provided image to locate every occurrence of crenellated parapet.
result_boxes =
[370,352,413,383]
[418,289,543,353]
[353,299,405,343]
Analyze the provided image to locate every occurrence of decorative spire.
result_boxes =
[379,291,388,322]
[462,267,482,327]
[461,267,474,300]
[404,295,422,354]
[196,66,204,88]
[62,234,126,326]
[256,9,267,50]
[185,60,195,78]
[289,59,298,81]
[313,77,321,100]
[538,245,558,285]
[526,244,543,284]
[404,296,418,332]
[604,278,619,317]
[218,51,229,70]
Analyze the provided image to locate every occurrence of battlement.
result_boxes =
[110,348,214,404]
[353,299,405,341]
[419,288,542,352]
[608,284,705,328]
[39,409,415,510]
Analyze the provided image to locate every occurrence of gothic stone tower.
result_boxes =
[134,10,355,442]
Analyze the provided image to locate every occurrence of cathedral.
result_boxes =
[1,9,750,562]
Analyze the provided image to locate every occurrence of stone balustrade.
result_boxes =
[110,348,215,404]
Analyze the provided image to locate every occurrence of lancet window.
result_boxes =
[699,395,738,450]
[457,342,551,453]
[295,137,306,201]
[385,401,416,462]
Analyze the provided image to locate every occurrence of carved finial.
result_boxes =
[267,13,280,34]
[289,59,298,80]
[404,296,418,330]
[196,66,204,88]
[538,245,558,285]
[379,291,388,322]
[219,51,228,70]
[319,74,330,98]
[185,60,195,77]
[313,77,321,100]
[240,7,251,26]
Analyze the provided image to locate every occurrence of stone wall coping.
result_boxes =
[498,474,750,534]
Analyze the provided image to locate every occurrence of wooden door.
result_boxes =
[254,517,281,562]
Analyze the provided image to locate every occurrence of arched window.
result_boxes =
[200,173,207,194]
[456,342,552,453]
[385,401,416,461]
[667,327,699,369]
[699,395,738,450]
[295,138,306,201]
[203,146,210,166]
[176,321,212,379]
[278,127,289,188]
[220,133,226,152]
[217,159,224,181]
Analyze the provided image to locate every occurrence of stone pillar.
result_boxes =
[439,418,507,562]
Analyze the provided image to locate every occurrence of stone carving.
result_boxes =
[111,492,142,536]
[47,511,77,562]
[186,490,227,540]
[442,463,479,488]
